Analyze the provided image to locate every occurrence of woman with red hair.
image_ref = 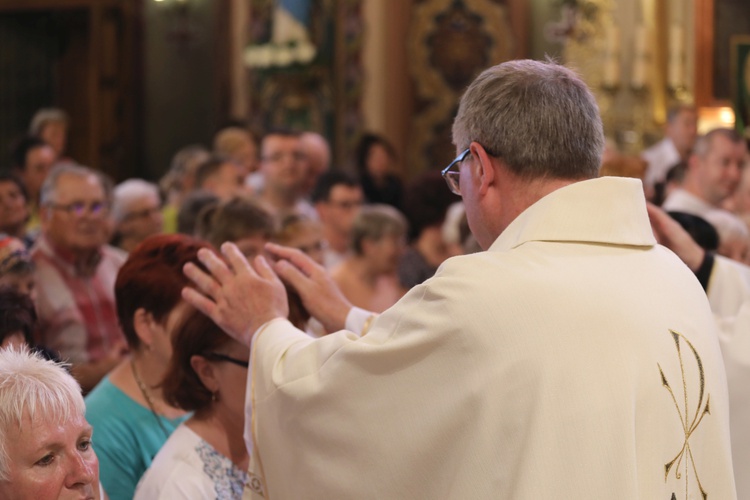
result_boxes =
[135,307,250,498]
[84,234,213,500]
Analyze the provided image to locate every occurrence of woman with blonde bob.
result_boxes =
[0,346,102,499]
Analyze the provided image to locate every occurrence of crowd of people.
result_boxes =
[0,107,466,498]
[0,58,748,498]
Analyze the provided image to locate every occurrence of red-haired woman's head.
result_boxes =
[114,234,212,350]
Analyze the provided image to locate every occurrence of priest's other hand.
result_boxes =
[182,242,290,346]
[265,242,353,333]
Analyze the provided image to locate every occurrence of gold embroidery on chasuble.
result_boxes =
[658,330,710,500]
[247,473,264,497]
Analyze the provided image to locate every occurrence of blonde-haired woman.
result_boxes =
[0,346,102,499]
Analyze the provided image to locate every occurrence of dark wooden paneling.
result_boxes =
[0,0,143,180]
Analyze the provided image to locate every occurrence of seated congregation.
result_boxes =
[0,60,749,499]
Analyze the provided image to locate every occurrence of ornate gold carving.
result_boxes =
[658,329,710,500]
[407,0,514,175]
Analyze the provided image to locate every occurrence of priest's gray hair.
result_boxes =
[0,347,84,481]
[452,58,604,180]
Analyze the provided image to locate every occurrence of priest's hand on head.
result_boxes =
[182,243,289,346]
[265,242,353,333]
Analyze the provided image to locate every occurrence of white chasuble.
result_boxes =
[706,255,750,499]
[244,177,736,499]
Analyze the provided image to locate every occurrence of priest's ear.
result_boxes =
[469,142,496,195]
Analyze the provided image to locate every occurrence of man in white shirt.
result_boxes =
[662,128,749,262]
[183,60,736,499]
[256,130,318,220]
[641,104,697,194]
[310,171,364,269]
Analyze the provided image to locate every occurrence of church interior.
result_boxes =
[2,1,750,499]
[1,0,747,182]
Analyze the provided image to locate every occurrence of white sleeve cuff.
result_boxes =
[345,307,377,336]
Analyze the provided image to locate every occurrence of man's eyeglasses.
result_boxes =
[441,148,470,196]
[202,352,249,369]
[48,201,109,217]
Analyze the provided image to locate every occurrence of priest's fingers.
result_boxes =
[182,260,242,336]
[183,261,221,300]
[220,242,255,276]
[185,248,289,344]
[273,258,313,293]
[196,247,235,285]
[181,263,234,334]
[275,258,352,332]
[181,286,218,320]
[266,243,324,278]
[182,286,256,345]
[254,254,281,283]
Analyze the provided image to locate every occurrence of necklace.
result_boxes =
[131,358,171,439]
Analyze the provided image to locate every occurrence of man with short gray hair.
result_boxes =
[183,60,736,498]
[663,127,749,261]
[32,164,127,393]
[111,179,164,253]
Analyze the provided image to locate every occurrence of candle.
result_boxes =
[606,26,620,55]
[631,25,649,89]
[634,25,648,59]
[669,25,683,58]
[668,24,683,88]
[602,26,621,87]
[603,53,620,87]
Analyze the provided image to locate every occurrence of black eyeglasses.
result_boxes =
[441,148,470,196]
[202,352,249,369]
[440,145,499,196]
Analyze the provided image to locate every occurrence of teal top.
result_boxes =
[85,376,189,500]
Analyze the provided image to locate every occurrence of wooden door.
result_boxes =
[0,0,142,181]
